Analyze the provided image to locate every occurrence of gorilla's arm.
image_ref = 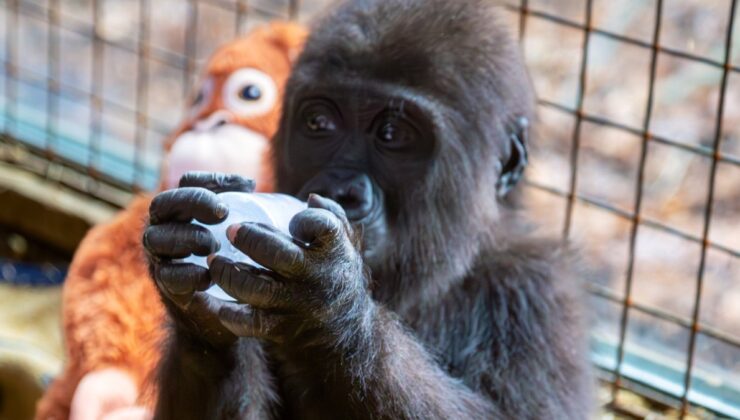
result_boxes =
[212,199,589,418]
[155,331,274,420]
[279,244,589,419]
[144,173,278,419]
[154,327,245,419]
[280,247,589,419]
[278,304,500,419]
[207,195,494,418]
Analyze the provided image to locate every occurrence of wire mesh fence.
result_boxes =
[0,0,739,418]
[511,0,740,417]
[0,0,322,205]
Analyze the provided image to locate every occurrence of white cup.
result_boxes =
[182,192,306,301]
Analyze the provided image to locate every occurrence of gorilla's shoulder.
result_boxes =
[467,236,583,290]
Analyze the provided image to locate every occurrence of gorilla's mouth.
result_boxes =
[340,182,382,221]
[349,191,387,258]
[295,171,383,222]
[354,211,387,257]
[296,174,388,255]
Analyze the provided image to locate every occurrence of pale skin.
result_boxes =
[69,368,150,420]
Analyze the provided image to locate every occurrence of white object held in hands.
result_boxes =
[183,192,306,301]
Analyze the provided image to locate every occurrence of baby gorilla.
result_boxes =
[143,0,593,418]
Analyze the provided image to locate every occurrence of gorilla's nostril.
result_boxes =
[329,171,354,182]
[336,191,361,210]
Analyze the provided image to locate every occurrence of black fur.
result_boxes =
[144,0,593,418]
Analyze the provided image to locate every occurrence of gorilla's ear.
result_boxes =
[496,117,529,198]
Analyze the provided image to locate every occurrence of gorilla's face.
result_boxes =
[272,0,533,293]
[279,84,436,259]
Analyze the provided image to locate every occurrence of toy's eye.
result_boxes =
[188,77,214,118]
[239,85,262,101]
[223,68,277,117]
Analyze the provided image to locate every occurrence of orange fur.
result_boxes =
[160,21,306,193]
[35,22,307,420]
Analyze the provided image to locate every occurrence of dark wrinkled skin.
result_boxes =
[143,0,593,419]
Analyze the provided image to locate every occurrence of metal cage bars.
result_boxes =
[613,0,664,410]
[514,1,740,418]
[681,0,738,416]
[0,0,300,201]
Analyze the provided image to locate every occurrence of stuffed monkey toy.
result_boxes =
[35,22,307,420]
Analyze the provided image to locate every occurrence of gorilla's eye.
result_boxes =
[306,113,336,132]
[239,85,262,101]
[378,122,397,143]
[376,120,415,149]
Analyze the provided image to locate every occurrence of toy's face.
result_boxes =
[160,23,305,191]
[164,68,278,190]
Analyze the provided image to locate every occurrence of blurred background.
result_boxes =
[0,0,738,418]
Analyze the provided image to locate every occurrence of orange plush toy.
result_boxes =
[35,22,307,420]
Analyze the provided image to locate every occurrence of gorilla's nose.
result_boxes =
[321,171,374,221]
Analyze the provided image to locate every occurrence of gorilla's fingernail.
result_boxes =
[307,194,322,207]
[215,203,229,219]
[227,224,240,243]
[207,254,216,266]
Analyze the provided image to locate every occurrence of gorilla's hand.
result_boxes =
[210,193,374,346]
[143,172,256,347]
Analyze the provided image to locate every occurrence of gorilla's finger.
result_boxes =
[178,171,256,194]
[217,304,284,340]
[149,187,228,225]
[226,223,305,277]
[144,224,219,258]
[153,263,211,306]
[289,208,345,248]
[208,256,293,309]
[181,292,238,347]
[307,193,349,225]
